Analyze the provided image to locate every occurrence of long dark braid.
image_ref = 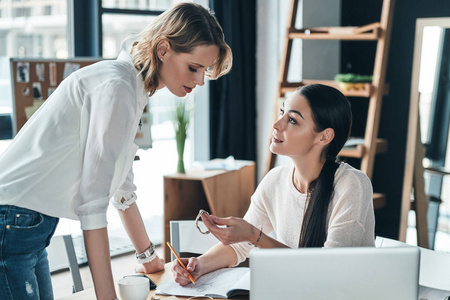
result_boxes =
[298,84,352,247]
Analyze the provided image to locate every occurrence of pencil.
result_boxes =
[166,242,196,285]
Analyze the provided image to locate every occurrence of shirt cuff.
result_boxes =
[79,213,108,230]
[111,191,137,211]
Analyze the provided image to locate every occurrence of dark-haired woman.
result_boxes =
[172,84,374,286]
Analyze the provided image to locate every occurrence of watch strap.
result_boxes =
[135,242,157,264]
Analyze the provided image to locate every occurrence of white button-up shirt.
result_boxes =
[0,51,148,230]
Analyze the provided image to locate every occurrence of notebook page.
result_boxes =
[156,267,250,298]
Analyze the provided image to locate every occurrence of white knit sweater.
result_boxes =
[230,162,375,265]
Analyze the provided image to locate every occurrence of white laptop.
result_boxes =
[250,247,420,300]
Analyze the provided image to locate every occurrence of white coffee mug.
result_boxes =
[118,276,150,300]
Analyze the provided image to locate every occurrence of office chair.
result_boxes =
[418,246,450,291]
[376,235,450,292]
[47,234,84,293]
[169,220,220,261]
[375,236,413,248]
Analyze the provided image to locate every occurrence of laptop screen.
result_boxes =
[250,247,419,300]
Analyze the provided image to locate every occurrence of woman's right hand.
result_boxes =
[171,257,203,286]
[201,213,260,245]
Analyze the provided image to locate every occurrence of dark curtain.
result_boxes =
[73,0,102,57]
[209,0,256,161]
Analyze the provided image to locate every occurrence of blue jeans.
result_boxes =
[0,205,59,299]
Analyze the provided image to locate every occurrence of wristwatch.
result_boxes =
[135,242,157,264]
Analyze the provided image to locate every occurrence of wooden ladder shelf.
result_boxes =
[265,0,395,211]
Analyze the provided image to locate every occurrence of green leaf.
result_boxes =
[171,99,191,133]
[171,98,192,165]
[334,73,373,83]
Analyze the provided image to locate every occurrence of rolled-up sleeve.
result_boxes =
[111,167,137,211]
[76,79,136,230]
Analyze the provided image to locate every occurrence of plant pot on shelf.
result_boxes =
[338,82,367,91]
[334,73,372,92]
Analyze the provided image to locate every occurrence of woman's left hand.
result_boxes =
[201,213,259,245]
[135,255,165,274]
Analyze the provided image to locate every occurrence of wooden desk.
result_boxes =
[163,161,255,260]
[61,263,247,300]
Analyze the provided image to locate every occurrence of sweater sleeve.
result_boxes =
[229,172,276,266]
[324,168,375,247]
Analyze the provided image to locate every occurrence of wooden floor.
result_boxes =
[51,246,164,300]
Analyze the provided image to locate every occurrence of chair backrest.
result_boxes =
[169,220,219,261]
[47,234,84,293]
[376,236,450,291]
[375,236,413,248]
[418,246,450,291]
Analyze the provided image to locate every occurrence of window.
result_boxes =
[102,0,174,10]
[0,1,68,58]
[101,13,158,58]
[43,5,52,15]
[13,7,30,17]
[0,0,68,114]
[418,26,442,148]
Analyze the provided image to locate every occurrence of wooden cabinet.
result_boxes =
[163,161,255,260]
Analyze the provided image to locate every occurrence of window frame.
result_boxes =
[71,0,164,57]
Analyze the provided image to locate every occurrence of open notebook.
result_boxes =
[156,267,249,299]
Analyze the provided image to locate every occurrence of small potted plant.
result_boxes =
[334,73,373,91]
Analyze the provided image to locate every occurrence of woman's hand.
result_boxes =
[171,257,203,286]
[135,255,165,274]
[201,213,259,245]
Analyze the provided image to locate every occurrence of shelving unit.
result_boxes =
[265,0,395,211]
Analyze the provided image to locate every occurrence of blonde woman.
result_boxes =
[0,3,232,300]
